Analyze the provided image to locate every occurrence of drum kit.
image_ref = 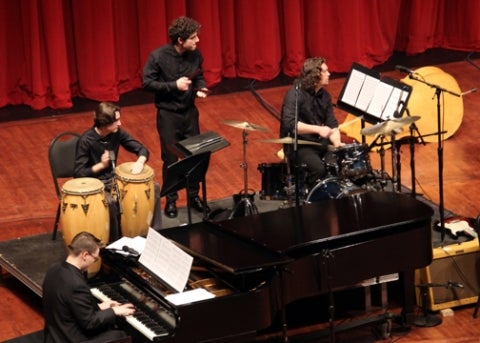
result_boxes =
[226,115,422,206]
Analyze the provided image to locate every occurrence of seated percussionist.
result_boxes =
[280,57,344,189]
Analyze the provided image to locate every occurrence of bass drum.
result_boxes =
[305,177,368,203]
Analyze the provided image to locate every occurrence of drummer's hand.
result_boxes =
[130,161,144,175]
[317,125,332,138]
[100,150,110,169]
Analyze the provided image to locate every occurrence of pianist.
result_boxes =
[42,231,135,343]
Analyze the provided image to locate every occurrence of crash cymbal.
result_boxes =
[257,137,322,146]
[222,120,269,132]
[361,116,421,136]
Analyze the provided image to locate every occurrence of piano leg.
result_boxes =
[400,270,417,324]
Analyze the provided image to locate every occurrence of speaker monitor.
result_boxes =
[415,238,480,311]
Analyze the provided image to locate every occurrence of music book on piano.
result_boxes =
[337,63,412,124]
[138,228,194,293]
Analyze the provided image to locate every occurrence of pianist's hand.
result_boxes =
[111,302,136,317]
[99,301,120,310]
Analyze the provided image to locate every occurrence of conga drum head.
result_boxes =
[116,162,154,183]
[62,177,104,195]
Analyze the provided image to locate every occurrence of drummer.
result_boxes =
[280,57,345,189]
[74,102,162,241]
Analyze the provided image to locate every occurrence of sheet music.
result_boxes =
[166,288,215,305]
[139,228,193,293]
[366,81,394,118]
[337,63,412,122]
[341,69,365,106]
[355,75,379,111]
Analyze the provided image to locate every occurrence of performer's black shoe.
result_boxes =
[164,201,177,218]
[190,196,210,213]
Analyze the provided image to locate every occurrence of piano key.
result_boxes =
[91,284,168,341]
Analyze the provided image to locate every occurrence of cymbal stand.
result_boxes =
[281,158,297,208]
[390,132,399,192]
[406,108,425,197]
[229,128,258,218]
[368,134,389,190]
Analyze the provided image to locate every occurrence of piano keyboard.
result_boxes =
[91,280,174,341]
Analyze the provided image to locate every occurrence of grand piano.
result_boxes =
[93,191,433,342]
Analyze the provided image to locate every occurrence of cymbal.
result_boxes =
[257,137,322,146]
[361,116,421,136]
[222,120,269,132]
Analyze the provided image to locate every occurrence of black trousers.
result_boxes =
[156,107,201,203]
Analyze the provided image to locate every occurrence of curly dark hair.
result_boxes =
[298,57,326,91]
[168,16,201,44]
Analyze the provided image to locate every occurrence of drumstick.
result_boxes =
[338,116,363,130]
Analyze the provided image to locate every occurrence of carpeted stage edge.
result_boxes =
[0,191,462,343]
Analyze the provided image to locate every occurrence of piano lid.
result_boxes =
[214,191,434,258]
[160,220,292,274]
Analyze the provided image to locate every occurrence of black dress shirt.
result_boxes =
[74,127,149,182]
[142,43,206,112]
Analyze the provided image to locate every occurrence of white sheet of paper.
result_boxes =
[106,235,146,256]
[139,228,193,293]
[165,288,215,305]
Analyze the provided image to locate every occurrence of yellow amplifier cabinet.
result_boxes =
[415,237,480,311]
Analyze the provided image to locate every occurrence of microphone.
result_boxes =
[122,245,140,256]
[108,150,116,169]
[461,87,477,96]
[395,65,415,75]
[295,79,301,91]
[447,280,464,288]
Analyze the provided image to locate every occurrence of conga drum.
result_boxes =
[116,162,155,237]
[60,177,110,277]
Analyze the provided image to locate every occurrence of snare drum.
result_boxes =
[116,162,155,237]
[305,177,367,203]
[60,177,109,277]
[324,143,371,179]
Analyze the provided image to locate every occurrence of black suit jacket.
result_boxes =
[42,261,117,343]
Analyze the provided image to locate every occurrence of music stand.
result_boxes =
[160,151,211,225]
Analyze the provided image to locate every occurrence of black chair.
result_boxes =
[48,131,80,240]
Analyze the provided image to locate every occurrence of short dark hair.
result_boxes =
[93,102,120,127]
[299,57,326,91]
[168,16,201,44]
[67,231,103,256]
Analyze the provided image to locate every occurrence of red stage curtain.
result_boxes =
[1,0,480,111]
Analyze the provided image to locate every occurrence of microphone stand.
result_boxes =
[108,151,123,216]
[408,73,460,243]
[293,82,301,209]
[405,108,425,197]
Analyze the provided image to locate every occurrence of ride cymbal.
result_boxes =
[222,120,269,132]
[361,116,421,136]
[257,137,322,146]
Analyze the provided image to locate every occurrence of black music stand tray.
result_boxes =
[160,151,211,225]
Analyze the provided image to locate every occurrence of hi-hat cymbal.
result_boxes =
[361,116,421,136]
[257,137,322,146]
[222,120,269,132]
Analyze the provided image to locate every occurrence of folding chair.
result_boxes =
[48,131,80,240]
